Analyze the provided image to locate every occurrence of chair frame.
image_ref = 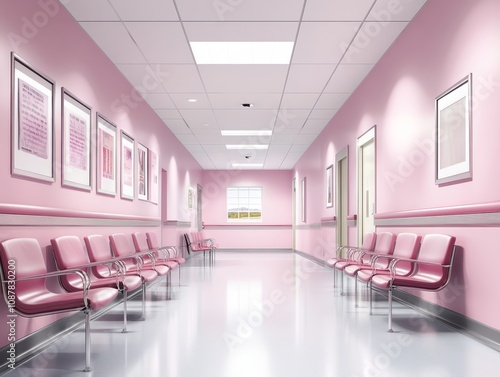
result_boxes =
[0,261,94,371]
[372,246,456,332]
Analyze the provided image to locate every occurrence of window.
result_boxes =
[227,187,262,221]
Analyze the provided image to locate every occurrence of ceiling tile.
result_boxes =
[146,93,175,109]
[214,109,277,129]
[199,65,289,92]
[179,109,218,128]
[273,109,309,130]
[124,22,194,64]
[309,108,340,120]
[157,109,182,119]
[281,93,321,109]
[175,0,305,21]
[109,0,179,21]
[285,64,335,92]
[63,0,119,21]
[163,119,190,134]
[170,93,212,109]
[292,22,361,64]
[303,0,376,21]
[342,22,408,64]
[324,64,374,93]
[80,22,146,64]
[301,119,329,133]
[208,93,282,110]
[183,22,299,42]
[315,93,350,109]
[367,0,428,22]
[150,64,205,92]
[116,64,167,93]
[173,133,199,144]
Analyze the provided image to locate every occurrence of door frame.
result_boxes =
[335,146,349,248]
[357,126,376,246]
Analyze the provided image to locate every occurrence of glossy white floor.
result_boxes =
[4,251,500,377]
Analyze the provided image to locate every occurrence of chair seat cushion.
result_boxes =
[344,264,372,277]
[16,287,118,314]
[325,258,342,268]
[371,273,447,290]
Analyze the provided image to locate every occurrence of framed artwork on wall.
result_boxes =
[435,74,472,185]
[137,143,148,201]
[149,149,159,204]
[96,114,117,196]
[120,131,135,200]
[301,177,306,223]
[326,164,333,208]
[62,89,92,191]
[11,53,55,182]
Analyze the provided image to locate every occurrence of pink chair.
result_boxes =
[334,232,395,296]
[51,236,142,332]
[0,238,118,372]
[85,234,157,321]
[146,232,186,266]
[370,234,456,332]
[355,233,421,311]
[342,232,397,303]
[184,233,212,260]
[132,232,177,284]
[325,232,377,290]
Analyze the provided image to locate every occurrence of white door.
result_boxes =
[336,147,349,248]
[357,128,376,245]
[292,178,296,251]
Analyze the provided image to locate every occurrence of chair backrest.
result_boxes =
[384,233,421,274]
[366,232,395,267]
[413,234,456,285]
[84,235,115,278]
[51,236,91,292]
[361,232,377,250]
[0,238,50,315]
[109,233,135,258]
[146,232,159,250]
[132,232,149,252]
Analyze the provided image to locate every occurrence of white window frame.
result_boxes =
[227,186,262,222]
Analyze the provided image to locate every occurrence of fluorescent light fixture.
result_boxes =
[190,42,294,65]
[226,145,269,150]
[232,163,264,168]
[187,98,198,102]
[221,130,272,136]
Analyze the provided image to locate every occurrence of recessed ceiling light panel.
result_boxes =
[190,42,294,65]
[221,130,272,136]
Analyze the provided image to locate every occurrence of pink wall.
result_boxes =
[202,170,293,249]
[0,0,203,346]
[293,0,500,331]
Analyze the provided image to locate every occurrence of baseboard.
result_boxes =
[294,249,325,265]
[0,287,142,374]
[292,249,500,353]
[392,290,500,352]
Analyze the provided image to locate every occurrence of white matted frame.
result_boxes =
[121,131,135,200]
[435,74,472,185]
[149,149,159,204]
[96,114,117,196]
[326,164,333,208]
[62,88,92,191]
[11,53,55,182]
[137,143,148,201]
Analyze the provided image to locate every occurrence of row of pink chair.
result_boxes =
[326,232,456,332]
[184,231,218,262]
[0,232,183,372]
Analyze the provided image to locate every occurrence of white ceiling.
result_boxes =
[60,0,428,170]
